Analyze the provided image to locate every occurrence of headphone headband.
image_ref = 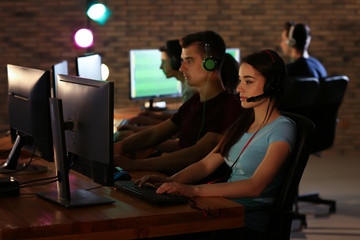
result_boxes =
[202,43,217,71]
[264,50,275,63]
[287,25,296,47]
[262,50,282,98]
[205,43,211,56]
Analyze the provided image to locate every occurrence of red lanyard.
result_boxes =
[207,127,261,184]
[229,127,261,169]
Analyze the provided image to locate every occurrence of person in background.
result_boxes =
[160,40,198,104]
[280,21,327,81]
[117,40,197,130]
[114,31,243,179]
[137,49,296,239]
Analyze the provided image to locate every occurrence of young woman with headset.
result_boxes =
[137,49,297,238]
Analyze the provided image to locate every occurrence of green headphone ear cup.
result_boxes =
[202,57,216,71]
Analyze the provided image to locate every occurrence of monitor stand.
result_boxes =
[36,189,114,208]
[0,134,48,174]
[143,99,167,111]
[36,98,114,208]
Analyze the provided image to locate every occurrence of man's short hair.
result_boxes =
[180,31,226,70]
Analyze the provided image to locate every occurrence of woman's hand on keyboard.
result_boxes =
[156,182,196,197]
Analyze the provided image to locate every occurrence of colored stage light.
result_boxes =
[87,3,111,25]
[74,28,94,48]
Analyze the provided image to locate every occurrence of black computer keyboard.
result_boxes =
[114,180,188,205]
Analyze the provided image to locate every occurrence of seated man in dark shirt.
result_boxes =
[280,21,327,81]
[114,31,243,175]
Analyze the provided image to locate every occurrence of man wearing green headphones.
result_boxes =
[114,31,243,180]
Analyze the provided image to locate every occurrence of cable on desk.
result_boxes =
[0,176,59,197]
[20,176,59,188]
[189,199,222,217]
[1,142,38,174]
[20,176,58,186]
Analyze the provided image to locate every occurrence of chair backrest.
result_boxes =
[318,75,349,105]
[311,75,349,152]
[267,112,315,240]
[280,77,320,121]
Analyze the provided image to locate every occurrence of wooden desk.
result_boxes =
[114,102,183,120]
[0,137,244,240]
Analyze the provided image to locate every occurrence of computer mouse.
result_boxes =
[114,170,131,181]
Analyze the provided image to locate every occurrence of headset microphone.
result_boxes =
[246,93,266,102]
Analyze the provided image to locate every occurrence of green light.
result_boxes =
[87,3,111,25]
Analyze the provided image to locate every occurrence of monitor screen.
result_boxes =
[51,60,68,98]
[226,48,241,62]
[36,74,115,207]
[1,64,53,173]
[129,49,182,101]
[76,53,102,80]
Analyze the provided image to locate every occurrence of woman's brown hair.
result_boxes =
[216,49,287,158]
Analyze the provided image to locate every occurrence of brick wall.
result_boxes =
[0,0,359,154]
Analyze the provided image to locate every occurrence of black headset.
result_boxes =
[202,43,217,72]
[263,50,282,98]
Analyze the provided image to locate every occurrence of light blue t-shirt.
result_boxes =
[224,115,296,231]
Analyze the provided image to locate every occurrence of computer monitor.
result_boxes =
[0,64,53,174]
[226,48,241,62]
[76,53,102,80]
[36,74,114,207]
[129,49,182,109]
[51,60,68,98]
